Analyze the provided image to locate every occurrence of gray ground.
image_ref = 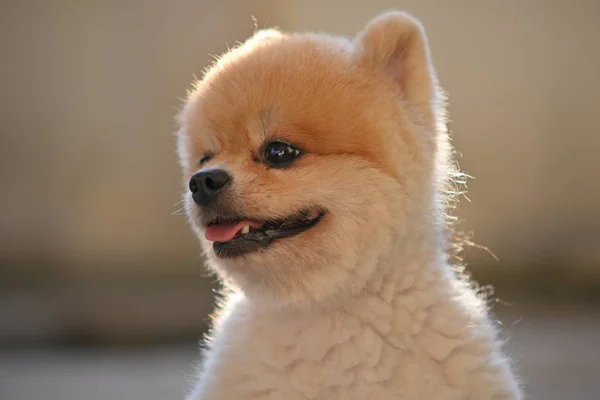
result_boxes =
[1,309,599,400]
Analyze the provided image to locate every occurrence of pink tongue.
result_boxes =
[205,220,259,242]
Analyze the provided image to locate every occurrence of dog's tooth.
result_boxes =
[241,225,250,235]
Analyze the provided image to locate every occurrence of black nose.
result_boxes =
[189,169,231,206]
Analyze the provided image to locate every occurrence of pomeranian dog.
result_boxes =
[176,11,522,400]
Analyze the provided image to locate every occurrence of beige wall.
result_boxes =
[1,0,599,277]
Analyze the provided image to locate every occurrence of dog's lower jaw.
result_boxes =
[186,242,522,400]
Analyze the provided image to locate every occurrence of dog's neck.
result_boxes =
[239,201,451,320]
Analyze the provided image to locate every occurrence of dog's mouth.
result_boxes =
[204,208,326,258]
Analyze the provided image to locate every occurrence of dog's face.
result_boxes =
[177,13,443,306]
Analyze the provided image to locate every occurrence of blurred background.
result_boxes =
[1,0,599,399]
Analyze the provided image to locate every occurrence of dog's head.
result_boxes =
[176,12,448,307]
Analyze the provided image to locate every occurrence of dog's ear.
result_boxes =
[232,28,285,58]
[246,28,284,45]
[354,12,440,127]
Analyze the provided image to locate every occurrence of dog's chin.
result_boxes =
[202,207,327,259]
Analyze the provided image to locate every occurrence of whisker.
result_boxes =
[172,208,187,216]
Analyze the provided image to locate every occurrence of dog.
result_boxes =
[175,11,522,400]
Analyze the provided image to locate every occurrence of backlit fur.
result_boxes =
[176,11,522,400]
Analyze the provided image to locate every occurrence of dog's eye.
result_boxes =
[264,142,301,167]
[197,153,213,165]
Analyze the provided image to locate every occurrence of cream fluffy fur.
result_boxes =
[177,11,522,400]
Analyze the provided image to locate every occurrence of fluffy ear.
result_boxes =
[354,11,439,127]
[232,28,285,57]
[246,28,284,45]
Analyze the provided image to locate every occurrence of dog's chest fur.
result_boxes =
[188,265,518,400]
